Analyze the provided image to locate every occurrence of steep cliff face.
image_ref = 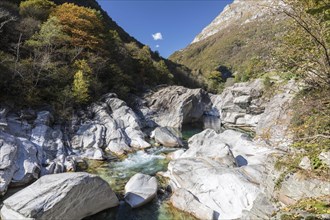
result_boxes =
[170,0,289,89]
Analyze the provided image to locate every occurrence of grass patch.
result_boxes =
[274,88,330,185]
[283,197,330,215]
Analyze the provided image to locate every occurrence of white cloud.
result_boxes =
[152,32,163,41]
[156,45,160,48]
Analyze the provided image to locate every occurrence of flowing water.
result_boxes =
[83,147,198,220]
[1,122,219,220]
[83,125,207,220]
[83,148,196,220]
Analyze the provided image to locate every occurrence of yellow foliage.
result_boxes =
[72,70,90,104]
[51,3,105,50]
[72,59,92,104]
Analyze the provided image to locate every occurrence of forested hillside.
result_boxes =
[0,0,193,115]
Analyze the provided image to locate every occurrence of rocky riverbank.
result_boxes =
[1,79,329,219]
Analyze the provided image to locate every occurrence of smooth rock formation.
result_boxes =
[11,137,41,186]
[0,131,18,195]
[166,128,277,219]
[30,113,65,162]
[72,93,150,156]
[34,111,53,126]
[0,106,9,127]
[217,129,274,166]
[279,173,330,205]
[124,173,158,208]
[218,79,265,129]
[141,86,211,129]
[153,127,183,147]
[206,79,300,149]
[256,79,299,149]
[6,116,32,138]
[241,193,276,219]
[168,157,260,219]
[71,123,106,160]
[125,127,150,149]
[167,149,185,160]
[0,172,119,220]
[170,188,218,220]
[182,129,236,167]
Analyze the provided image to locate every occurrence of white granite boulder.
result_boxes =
[153,127,183,147]
[0,172,119,220]
[124,173,158,208]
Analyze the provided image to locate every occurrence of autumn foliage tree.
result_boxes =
[51,3,105,50]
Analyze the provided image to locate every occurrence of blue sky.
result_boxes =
[97,0,233,58]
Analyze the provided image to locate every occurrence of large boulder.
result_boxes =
[75,94,150,156]
[106,128,132,155]
[153,127,183,147]
[6,116,32,138]
[279,173,330,205]
[168,157,260,219]
[0,106,9,128]
[215,79,265,129]
[180,129,273,167]
[11,137,41,186]
[30,116,65,162]
[125,127,150,149]
[166,128,276,219]
[71,123,106,160]
[217,129,274,166]
[34,111,53,126]
[170,188,217,220]
[124,173,158,208]
[141,86,211,129]
[241,193,277,219]
[256,79,299,149]
[0,131,18,195]
[182,129,236,167]
[0,172,119,220]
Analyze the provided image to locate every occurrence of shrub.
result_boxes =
[19,0,55,21]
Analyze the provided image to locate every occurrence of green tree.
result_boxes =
[21,17,69,92]
[156,60,174,83]
[206,70,223,93]
[276,0,330,88]
[19,0,55,21]
[72,60,91,104]
[26,16,68,48]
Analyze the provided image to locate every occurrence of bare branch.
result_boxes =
[0,9,17,32]
[295,134,330,141]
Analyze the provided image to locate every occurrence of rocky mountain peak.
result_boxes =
[192,0,282,44]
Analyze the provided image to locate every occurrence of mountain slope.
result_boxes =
[169,0,289,92]
[0,0,192,113]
